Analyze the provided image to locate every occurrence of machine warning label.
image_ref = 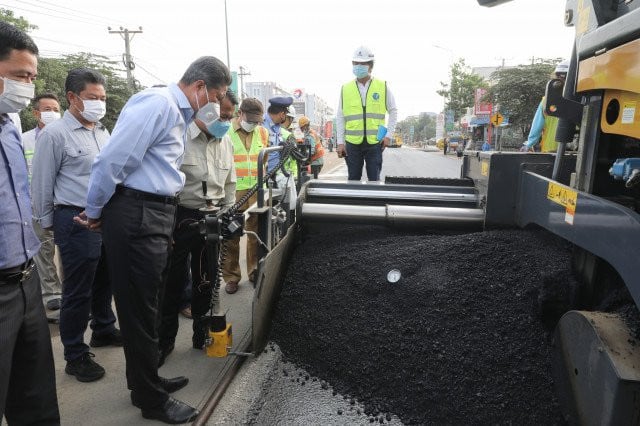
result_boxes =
[622,102,636,124]
[547,182,577,224]
[481,160,489,176]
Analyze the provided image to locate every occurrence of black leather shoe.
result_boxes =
[131,377,190,408]
[159,376,189,393]
[158,342,175,368]
[141,397,199,424]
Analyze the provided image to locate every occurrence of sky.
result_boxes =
[1,0,575,120]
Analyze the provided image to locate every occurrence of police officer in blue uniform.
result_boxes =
[264,96,294,173]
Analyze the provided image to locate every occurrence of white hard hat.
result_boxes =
[555,59,570,74]
[352,46,375,63]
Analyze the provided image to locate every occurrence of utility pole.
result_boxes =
[238,66,251,99]
[108,26,143,92]
[224,0,230,69]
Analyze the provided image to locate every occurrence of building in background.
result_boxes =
[246,82,334,138]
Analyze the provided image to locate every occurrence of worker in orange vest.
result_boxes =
[299,116,325,179]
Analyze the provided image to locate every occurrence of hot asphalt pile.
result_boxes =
[270,225,583,425]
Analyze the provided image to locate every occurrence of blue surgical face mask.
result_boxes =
[208,119,231,138]
[353,64,369,79]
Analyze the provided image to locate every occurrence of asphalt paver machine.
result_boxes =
[248,1,640,423]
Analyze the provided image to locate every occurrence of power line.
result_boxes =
[36,0,126,26]
[13,0,112,26]
[134,62,166,86]
[31,34,118,55]
[0,2,104,27]
[0,0,126,28]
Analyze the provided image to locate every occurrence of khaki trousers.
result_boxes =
[32,219,62,300]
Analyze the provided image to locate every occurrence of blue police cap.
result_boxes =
[268,96,293,108]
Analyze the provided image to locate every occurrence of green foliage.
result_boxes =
[396,113,436,143]
[484,60,559,137]
[0,8,38,32]
[437,59,487,121]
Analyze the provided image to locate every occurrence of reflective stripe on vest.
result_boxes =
[230,127,268,190]
[341,78,387,145]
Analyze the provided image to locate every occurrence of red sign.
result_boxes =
[324,121,333,138]
[474,88,492,115]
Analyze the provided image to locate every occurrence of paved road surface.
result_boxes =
[319,146,461,181]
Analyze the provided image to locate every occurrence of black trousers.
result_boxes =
[159,206,212,348]
[0,269,60,424]
[102,193,176,409]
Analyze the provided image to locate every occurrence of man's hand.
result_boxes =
[381,137,390,151]
[519,145,533,152]
[73,210,102,231]
[336,143,347,158]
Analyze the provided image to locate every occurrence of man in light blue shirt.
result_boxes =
[31,68,120,383]
[79,56,231,425]
[0,20,60,424]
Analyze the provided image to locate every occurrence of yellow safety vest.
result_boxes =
[540,99,559,152]
[230,126,268,190]
[341,78,387,145]
[281,128,297,174]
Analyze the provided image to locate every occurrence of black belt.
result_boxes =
[55,204,84,210]
[0,259,34,284]
[115,185,178,205]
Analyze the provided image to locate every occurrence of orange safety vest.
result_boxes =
[309,129,325,162]
[230,126,269,190]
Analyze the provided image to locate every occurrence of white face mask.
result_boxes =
[0,76,35,114]
[80,99,106,123]
[195,86,220,126]
[40,111,61,125]
[240,120,257,132]
[196,101,220,126]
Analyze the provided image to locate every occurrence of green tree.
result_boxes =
[396,113,436,144]
[437,59,487,121]
[0,8,38,32]
[484,60,559,138]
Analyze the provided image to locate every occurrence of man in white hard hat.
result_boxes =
[521,59,569,152]
[335,45,398,181]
